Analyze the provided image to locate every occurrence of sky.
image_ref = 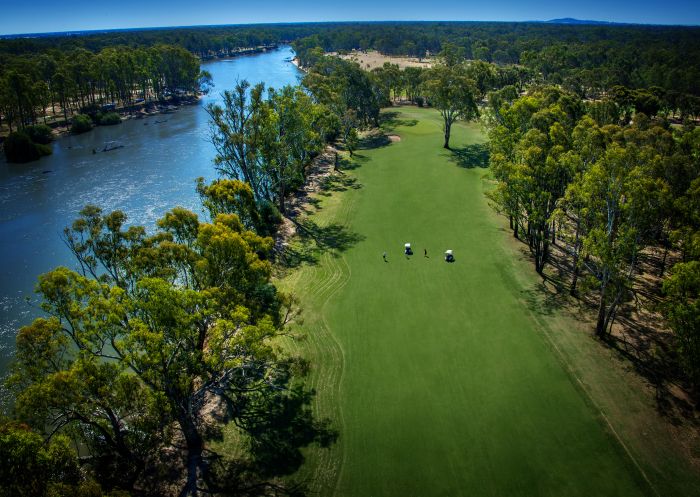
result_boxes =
[0,0,698,35]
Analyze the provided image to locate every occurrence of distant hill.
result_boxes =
[544,18,624,25]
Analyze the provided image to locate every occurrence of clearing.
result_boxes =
[331,49,434,70]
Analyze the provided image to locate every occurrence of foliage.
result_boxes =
[3,130,51,163]
[422,44,480,149]
[7,205,333,496]
[98,112,121,125]
[0,420,83,497]
[663,261,700,385]
[24,123,53,144]
[70,114,92,134]
[208,80,330,215]
[489,87,687,337]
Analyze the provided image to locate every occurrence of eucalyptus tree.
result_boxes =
[261,85,326,214]
[422,44,479,149]
[208,80,268,199]
[9,205,331,496]
[488,87,582,273]
[560,128,668,336]
[209,81,330,216]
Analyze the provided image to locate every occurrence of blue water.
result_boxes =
[0,46,301,377]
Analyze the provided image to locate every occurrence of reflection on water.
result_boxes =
[0,46,301,379]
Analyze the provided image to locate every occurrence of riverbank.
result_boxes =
[0,44,284,144]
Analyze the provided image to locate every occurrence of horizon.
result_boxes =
[1,0,699,37]
[2,18,699,39]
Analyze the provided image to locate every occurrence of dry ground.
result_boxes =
[331,49,434,70]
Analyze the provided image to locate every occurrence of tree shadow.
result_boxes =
[294,218,365,252]
[206,385,337,495]
[358,133,391,150]
[449,143,490,169]
[521,278,570,317]
[379,111,418,129]
[337,155,362,171]
[317,174,362,197]
[280,218,365,269]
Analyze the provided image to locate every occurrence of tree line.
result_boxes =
[291,21,700,110]
[487,85,700,386]
[1,44,202,132]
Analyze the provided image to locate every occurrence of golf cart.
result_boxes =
[404,243,413,255]
[445,250,454,262]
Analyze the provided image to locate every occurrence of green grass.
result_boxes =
[281,107,660,496]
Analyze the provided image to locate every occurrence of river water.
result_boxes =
[0,46,301,377]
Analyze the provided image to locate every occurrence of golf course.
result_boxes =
[281,107,660,497]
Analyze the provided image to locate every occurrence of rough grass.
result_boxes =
[278,107,700,496]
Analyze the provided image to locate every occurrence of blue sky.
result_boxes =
[1,0,698,35]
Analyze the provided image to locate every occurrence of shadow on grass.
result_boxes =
[511,228,700,427]
[380,111,418,129]
[449,143,490,169]
[317,174,362,197]
[337,155,362,171]
[206,385,337,493]
[281,218,365,269]
[359,133,391,150]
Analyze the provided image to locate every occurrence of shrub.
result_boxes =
[71,114,93,134]
[99,112,122,125]
[415,96,424,107]
[24,124,54,145]
[3,131,52,163]
[257,200,282,236]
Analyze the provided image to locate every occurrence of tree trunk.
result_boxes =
[570,263,579,296]
[278,182,286,215]
[443,120,451,149]
[178,415,205,497]
[595,291,607,337]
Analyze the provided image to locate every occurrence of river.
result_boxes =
[0,46,302,379]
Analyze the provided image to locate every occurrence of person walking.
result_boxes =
[383,251,387,262]
[424,248,428,257]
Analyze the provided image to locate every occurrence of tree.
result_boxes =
[563,138,666,336]
[261,86,325,214]
[0,420,85,497]
[209,81,328,217]
[207,80,267,199]
[422,46,479,149]
[9,206,332,496]
[488,87,582,273]
[662,261,700,385]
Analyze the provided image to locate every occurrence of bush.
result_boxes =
[415,96,424,107]
[257,200,282,236]
[98,112,122,125]
[25,124,54,145]
[3,131,52,163]
[71,114,93,134]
